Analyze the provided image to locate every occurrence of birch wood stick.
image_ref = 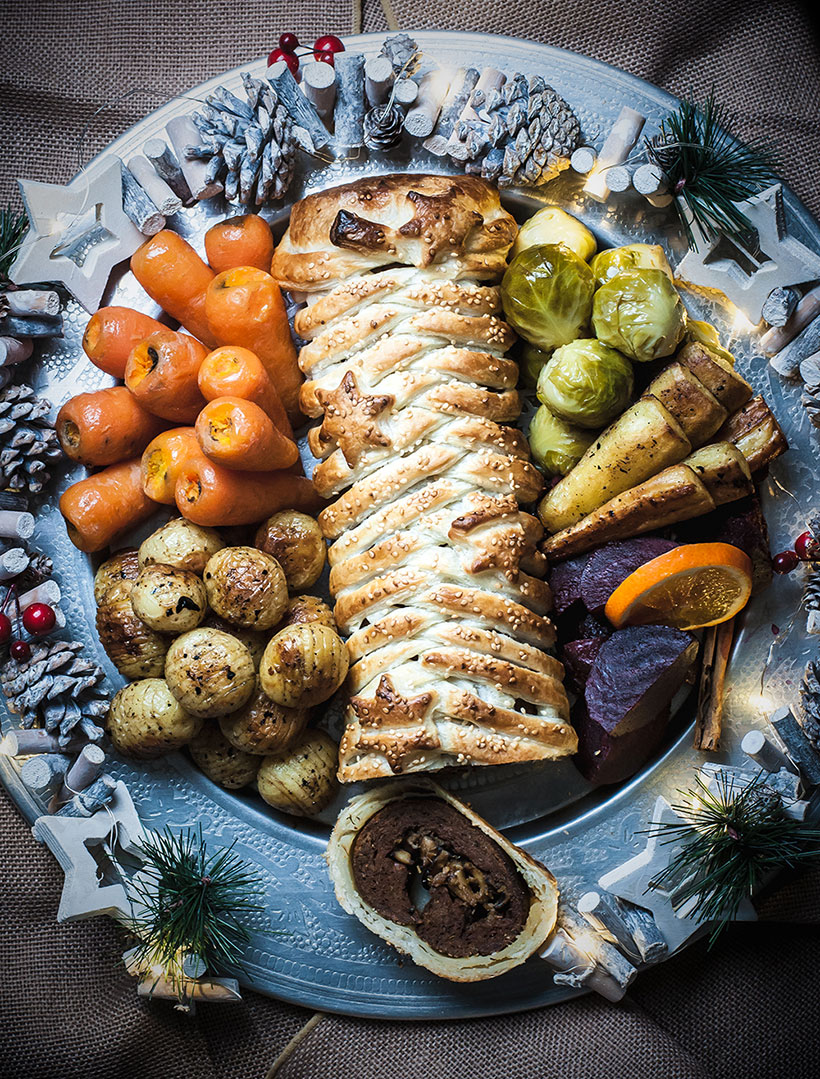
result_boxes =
[0,491,29,510]
[632,163,667,196]
[570,147,597,174]
[606,165,632,193]
[762,286,800,328]
[558,903,637,994]
[127,155,183,217]
[19,579,61,608]
[137,975,241,1003]
[423,68,479,155]
[445,68,505,159]
[577,890,642,962]
[761,284,820,354]
[268,61,331,151]
[583,106,646,202]
[364,55,394,107]
[540,926,632,1001]
[0,547,29,580]
[55,773,116,817]
[612,897,668,963]
[143,139,194,203]
[166,116,224,200]
[0,337,34,366]
[1,728,85,756]
[404,68,453,138]
[1,315,62,338]
[20,753,70,798]
[392,79,418,106]
[119,160,165,235]
[694,617,735,751]
[770,706,820,787]
[741,729,797,774]
[0,510,34,540]
[181,954,208,980]
[52,743,107,808]
[769,314,820,379]
[2,290,60,317]
[301,61,337,119]
[333,53,366,151]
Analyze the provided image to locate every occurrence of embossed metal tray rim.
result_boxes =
[1,29,818,1020]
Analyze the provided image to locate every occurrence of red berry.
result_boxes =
[795,531,820,561]
[268,47,300,76]
[22,602,57,635]
[772,550,799,574]
[313,34,344,61]
[10,640,31,662]
[278,32,300,53]
[317,50,337,66]
[0,612,11,645]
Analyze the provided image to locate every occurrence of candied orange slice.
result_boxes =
[604,542,753,631]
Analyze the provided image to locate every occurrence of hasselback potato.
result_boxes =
[219,678,309,755]
[254,510,326,591]
[256,729,338,816]
[96,595,169,678]
[164,627,255,718]
[130,564,208,633]
[138,517,224,574]
[203,545,288,629]
[188,723,261,789]
[93,548,140,605]
[107,678,202,758]
[260,623,349,708]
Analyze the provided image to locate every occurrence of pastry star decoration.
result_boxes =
[676,184,820,323]
[10,157,144,312]
[315,371,394,467]
[350,675,436,773]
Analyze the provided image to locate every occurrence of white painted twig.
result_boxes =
[570,146,597,174]
[404,67,453,138]
[364,55,394,107]
[20,753,70,798]
[166,116,223,200]
[583,106,646,202]
[19,579,61,608]
[52,743,106,808]
[0,547,29,580]
[143,138,194,203]
[2,290,60,317]
[0,510,34,540]
[127,155,183,217]
[0,337,34,366]
[761,284,820,355]
[1,728,84,756]
[301,61,337,118]
[741,729,797,774]
[119,160,165,235]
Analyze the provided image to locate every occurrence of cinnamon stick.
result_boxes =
[694,617,735,751]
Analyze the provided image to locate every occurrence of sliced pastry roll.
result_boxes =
[326,781,559,981]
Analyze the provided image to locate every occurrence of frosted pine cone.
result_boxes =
[364,103,404,151]
[450,72,581,188]
[0,383,62,494]
[1,640,108,744]
[380,33,419,73]
[187,74,297,206]
[800,659,820,750]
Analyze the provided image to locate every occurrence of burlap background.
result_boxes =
[2,3,820,1077]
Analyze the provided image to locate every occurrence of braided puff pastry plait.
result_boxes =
[273,174,575,782]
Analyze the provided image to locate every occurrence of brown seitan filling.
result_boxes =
[350,798,531,958]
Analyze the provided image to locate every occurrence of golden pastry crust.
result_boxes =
[271,174,573,781]
[273,174,518,290]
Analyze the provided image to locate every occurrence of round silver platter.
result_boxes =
[1,31,818,1020]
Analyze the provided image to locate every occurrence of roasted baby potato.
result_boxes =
[260,623,349,708]
[202,613,270,667]
[276,594,336,632]
[96,596,169,678]
[219,678,309,755]
[130,564,208,633]
[138,517,224,574]
[165,627,255,718]
[203,545,288,630]
[107,678,202,759]
[93,547,140,605]
[256,729,338,817]
[254,510,326,591]
[188,723,260,789]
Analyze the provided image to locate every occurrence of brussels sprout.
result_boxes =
[512,207,597,262]
[590,244,673,287]
[536,339,634,428]
[592,268,687,363]
[521,343,552,385]
[528,405,596,476]
[685,319,736,365]
[501,244,596,351]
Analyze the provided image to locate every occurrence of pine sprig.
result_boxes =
[646,93,776,249]
[127,825,264,986]
[647,771,820,945]
[0,204,27,282]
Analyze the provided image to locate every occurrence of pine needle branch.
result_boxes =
[647,771,820,945]
[0,205,27,282]
[127,825,264,988]
[646,92,777,249]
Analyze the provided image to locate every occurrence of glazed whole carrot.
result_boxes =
[204,267,302,425]
[197,346,294,439]
[130,231,217,347]
[141,427,203,504]
[60,459,157,553]
[56,387,168,467]
[195,396,299,471]
[175,455,323,527]
[82,306,168,379]
[125,329,208,423]
[204,214,274,274]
